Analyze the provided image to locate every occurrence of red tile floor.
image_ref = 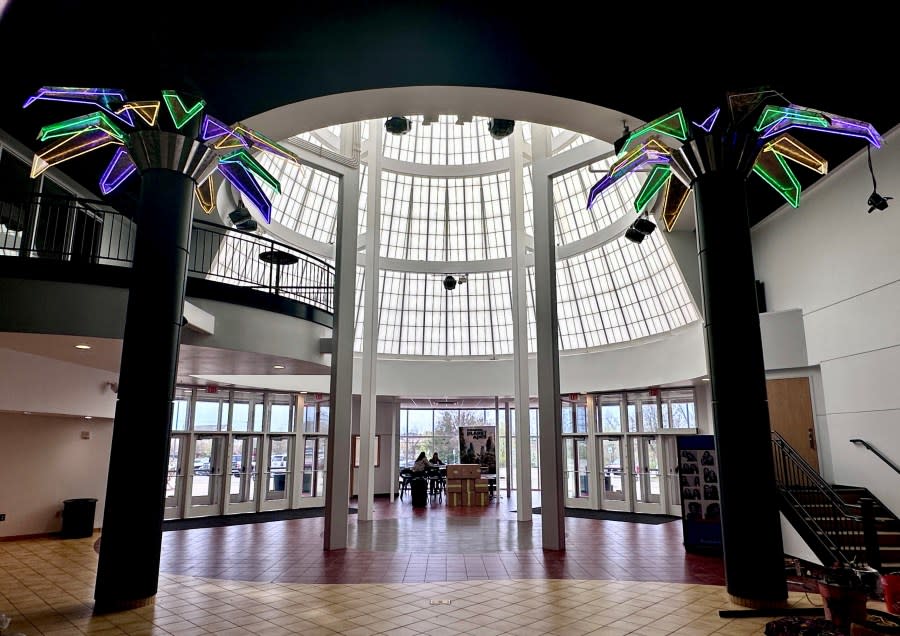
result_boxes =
[159,495,725,586]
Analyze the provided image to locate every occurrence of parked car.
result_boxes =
[193,458,210,475]
[271,454,287,471]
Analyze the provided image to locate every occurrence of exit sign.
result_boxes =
[206,385,218,394]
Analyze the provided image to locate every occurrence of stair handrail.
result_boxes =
[851,438,900,476]
[772,432,862,517]
[771,432,867,567]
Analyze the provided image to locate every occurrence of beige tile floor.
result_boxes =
[0,532,836,636]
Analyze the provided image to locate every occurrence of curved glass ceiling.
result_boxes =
[262,135,639,254]
[239,118,699,356]
[352,230,697,356]
[382,115,509,165]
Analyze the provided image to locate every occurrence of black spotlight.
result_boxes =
[866,145,893,213]
[613,123,631,155]
[624,216,657,244]
[632,216,657,235]
[228,207,258,232]
[443,275,457,291]
[868,192,892,213]
[487,118,515,140]
[385,116,413,135]
[624,225,646,244]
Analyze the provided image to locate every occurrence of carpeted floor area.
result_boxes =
[161,506,358,531]
[531,507,680,525]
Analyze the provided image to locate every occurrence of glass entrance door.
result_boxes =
[187,435,227,517]
[598,436,628,511]
[300,436,327,500]
[563,437,592,508]
[226,436,260,514]
[164,435,186,519]
[261,436,292,511]
[631,436,663,513]
[661,436,681,516]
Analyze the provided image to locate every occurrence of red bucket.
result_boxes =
[883,572,900,615]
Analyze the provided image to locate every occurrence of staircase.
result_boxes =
[772,432,900,572]
[831,485,900,570]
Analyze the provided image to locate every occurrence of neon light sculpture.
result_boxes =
[587,92,883,227]
[24,86,299,220]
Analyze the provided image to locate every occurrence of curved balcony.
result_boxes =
[0,193,335,326]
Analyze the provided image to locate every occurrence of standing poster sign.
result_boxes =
[458,426,497,473]
[676,435,722,554]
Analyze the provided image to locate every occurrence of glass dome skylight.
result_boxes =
[240,117,699,357]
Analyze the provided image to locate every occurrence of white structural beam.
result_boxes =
[358,121,382,521]
[531,124,565,551]
[323,127,360,551]
[508,127,532,522]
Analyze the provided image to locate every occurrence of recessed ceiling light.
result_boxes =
[84,416,93,420]
[23,411,32,415]
[300,391,308,394]
[701,377,710,382]
[273,364,285,369]
[74,344,92,350]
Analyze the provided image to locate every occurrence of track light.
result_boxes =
[613,121,631,155]
[487,118,515,140]
[624,215,657,244]
[385,116,412,136]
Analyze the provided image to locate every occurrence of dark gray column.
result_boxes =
[694,170,787,607]
[94,169,194,611]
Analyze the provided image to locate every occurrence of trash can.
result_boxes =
[411,476,428,508]
[61,498,97,539]
[273,473,286,492]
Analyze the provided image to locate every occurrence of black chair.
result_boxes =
[398,468,414,500]
[427,466,446,501]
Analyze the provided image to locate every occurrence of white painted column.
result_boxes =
[531,124,565,550]
[324,128,360,550]
[358,121,382,521]
[508,127,532,522]
[291,393,306,506]
[585,394,601,509]
[390,397,399,502]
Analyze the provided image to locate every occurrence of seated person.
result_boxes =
[430,452,444,465]
[412,451,431,473]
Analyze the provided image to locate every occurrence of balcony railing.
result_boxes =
[0,193,335,312]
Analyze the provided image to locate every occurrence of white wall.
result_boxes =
[350,396,397,496]
[752,125,900,514]
[358,323,708,397]
[0,348,119,417]
[0,412,112,538]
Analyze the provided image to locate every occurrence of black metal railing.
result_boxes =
[772,431,879,567]
[0,193,335,312]
[851,438,900,476]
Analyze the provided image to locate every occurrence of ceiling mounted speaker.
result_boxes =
[385,116,412,135]
[443,275,457,291]
[488,118,515,140]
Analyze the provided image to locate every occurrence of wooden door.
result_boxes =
[767,377,819,472]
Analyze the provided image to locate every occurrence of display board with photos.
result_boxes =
[458,426,497,473]
[676,435,722,554]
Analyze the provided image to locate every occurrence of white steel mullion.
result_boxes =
[358,121,382,522]
[532,123,565,550]
[509,126,533,522]
[323,131,360,550]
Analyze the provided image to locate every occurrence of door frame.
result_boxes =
[766,368,827,477]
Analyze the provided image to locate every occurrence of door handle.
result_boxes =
[808,428,816,450]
